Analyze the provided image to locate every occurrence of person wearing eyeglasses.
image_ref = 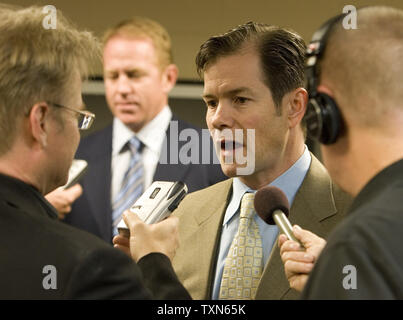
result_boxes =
[0,5,190,299]
[45,104,95,220]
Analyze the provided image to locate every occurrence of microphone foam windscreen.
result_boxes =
[254,186,290,225]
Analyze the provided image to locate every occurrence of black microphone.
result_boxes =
[254,186,303,246]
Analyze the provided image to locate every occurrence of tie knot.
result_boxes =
[240,192,255,219]
[127,136,142,154]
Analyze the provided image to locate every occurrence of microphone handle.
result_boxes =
[273,210,304,248]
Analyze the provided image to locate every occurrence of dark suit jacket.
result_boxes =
[66,116,227,242]
[0,173,191,299]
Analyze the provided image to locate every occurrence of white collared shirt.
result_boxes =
[110,106,172,202]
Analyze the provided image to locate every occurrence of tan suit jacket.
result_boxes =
[172,154,352,299]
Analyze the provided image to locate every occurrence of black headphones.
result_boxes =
[304,14,346,144]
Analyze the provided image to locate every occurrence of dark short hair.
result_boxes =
[196,22,306,110]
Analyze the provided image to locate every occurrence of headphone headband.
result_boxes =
[306,13,346,96]
[304,13,347,145]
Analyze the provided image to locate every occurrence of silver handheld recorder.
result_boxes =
[117,181,188,238]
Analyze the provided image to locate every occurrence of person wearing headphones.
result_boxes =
[279,6,403,299]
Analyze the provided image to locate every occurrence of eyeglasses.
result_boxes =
[47,102,96,130]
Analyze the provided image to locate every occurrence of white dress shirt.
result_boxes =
[110,106,172,203]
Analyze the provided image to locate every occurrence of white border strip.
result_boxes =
[82,80,203,99]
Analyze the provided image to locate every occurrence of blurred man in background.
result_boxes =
[56,17,226,242]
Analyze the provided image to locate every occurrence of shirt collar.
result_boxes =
[112,106,172,156]
[223,145,311,225]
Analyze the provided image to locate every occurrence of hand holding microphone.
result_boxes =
[278,226,326,292]
[254,186,326,292]
[254,185,303,246]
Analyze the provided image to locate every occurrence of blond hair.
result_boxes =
[0,5,100,155]
[103,17,173,69]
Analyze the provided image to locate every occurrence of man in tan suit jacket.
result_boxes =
[173,155,350,299]
[172,22,352,300]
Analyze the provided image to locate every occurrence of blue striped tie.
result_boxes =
[112,136,144,236]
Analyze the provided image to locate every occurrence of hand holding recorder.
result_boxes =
[114,181,188,262]
[117,181,187,237]
[45,159,87,219]
[116,212,180,262]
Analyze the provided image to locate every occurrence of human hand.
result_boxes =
[278,225,326,292]
[45,184,83,220]
[113,211,179,262]
[113,234,131,257]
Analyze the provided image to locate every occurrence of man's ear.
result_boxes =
[28,102,50,148]
[287,87,308,129]
[161,64,178,94]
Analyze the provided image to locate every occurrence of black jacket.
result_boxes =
[302,159,403,299]
[0,173,190,299]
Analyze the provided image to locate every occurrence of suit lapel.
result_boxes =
[83,127,113,241]
[84,157,112,240]
[197,180,233,299]
[153,118,190,183]
[255,155,337,299]
[174,179,233,299]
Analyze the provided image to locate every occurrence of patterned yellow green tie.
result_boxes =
[219,192,263,300]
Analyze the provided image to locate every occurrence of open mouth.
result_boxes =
[220,139,243,152]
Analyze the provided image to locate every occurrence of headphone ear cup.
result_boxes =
[305,92,341,144]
